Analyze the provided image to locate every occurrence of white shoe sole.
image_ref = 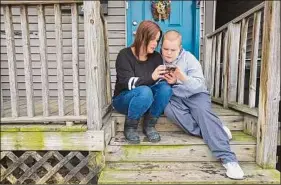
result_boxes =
[225,172,245,180]
[223,125,232,140]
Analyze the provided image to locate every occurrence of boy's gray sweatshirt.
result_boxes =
[163,49,209,99]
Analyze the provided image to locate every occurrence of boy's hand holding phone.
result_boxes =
[163,64,177,84]
[173,67,186,82]
[164,72,177,84]
[163,65,187,84]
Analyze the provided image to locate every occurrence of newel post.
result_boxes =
[256,1,280,168]
[84,1,102,130]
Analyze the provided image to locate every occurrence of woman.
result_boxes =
[112,20,172,144]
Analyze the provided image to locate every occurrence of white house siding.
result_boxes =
[106,1,126,94]
[0,1,126,98]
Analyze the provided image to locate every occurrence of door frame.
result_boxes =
[125,0,201,59]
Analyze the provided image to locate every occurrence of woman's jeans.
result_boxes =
[112,81,172,120]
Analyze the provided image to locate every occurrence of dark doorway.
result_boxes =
[215,0,263,29]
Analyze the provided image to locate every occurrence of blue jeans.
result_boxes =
[112,81,172,120]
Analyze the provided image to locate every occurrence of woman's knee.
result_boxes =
[135,86,154,102]
[156,82,173,97]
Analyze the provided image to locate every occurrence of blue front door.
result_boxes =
[126,0,199,58]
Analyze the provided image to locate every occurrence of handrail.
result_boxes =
[1,1,112,129]
[204,1,280,169]
[206,2,265,38]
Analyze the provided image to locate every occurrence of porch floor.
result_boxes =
[99,161,280,184]
[98,103,280,184]
[99,130,280,184]
[1,98,87,118]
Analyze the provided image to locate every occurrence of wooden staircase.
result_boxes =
[98,104,280,184]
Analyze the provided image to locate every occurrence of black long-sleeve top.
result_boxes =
[113,47,163,97]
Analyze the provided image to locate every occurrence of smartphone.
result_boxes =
[165,65,177,74]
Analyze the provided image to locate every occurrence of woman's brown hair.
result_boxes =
[131,20,162,58]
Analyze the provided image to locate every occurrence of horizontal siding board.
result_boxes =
[107,31,125,39]
[106,16,125,23]
[0,46,85,54]
[2,82,86,90]
[108,38,125,46]
[108,8,125,16]
[0,14,84,24]
[1,60,85,69]
[0,22,84,31]
[108,1,125,8]
[0,31,85,39]
[109,46,124,54]
[110,61,115,68]
[1,68,85,76]
[107,23,125,31]
[1,75,86,83]
[7,6,83,16]
[1,55,85,62]
[2,90,86,97]
[0,38,85,46]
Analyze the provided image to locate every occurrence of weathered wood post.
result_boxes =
[84,1,102,130]
[203,37,212,93]
[226,22,241,103]
[256,1,280,168]
[4,5,19,117]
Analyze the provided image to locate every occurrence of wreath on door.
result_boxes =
[151,0,171,21]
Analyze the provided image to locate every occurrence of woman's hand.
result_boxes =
[163,72,177,84]
[152,65,166,81]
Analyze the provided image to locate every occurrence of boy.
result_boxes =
[161,30,244,180]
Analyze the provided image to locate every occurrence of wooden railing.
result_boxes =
[204,1,280,168]
[0,1,111,130]
[204,2,265,115]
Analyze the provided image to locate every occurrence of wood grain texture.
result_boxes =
[227,22,241,102]
[215,33,222,98]
[105,145,255,162]
[83,1,102,130]
[256,1,280,168]
[37,5,49,116]
[1,130,104,151]
[71,3,80,116]
[54,4,65,116]
[20,5,34,117]
[4,5,19,117]
[203,37,212,92]
[249,11,262,108]
[99,163,279,184]
[238,18,249,104]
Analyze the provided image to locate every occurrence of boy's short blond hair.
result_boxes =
[163,30,182,46]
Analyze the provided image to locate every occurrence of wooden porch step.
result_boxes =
[105,131,256,162]
[98,162,280,184]
[110,131,255,145]
[112,113,244,132]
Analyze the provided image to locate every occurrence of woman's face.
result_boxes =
[146,31,161,54]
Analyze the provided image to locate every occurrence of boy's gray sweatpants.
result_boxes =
[164,92,238,163]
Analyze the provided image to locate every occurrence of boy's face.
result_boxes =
[161,39,181,63]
